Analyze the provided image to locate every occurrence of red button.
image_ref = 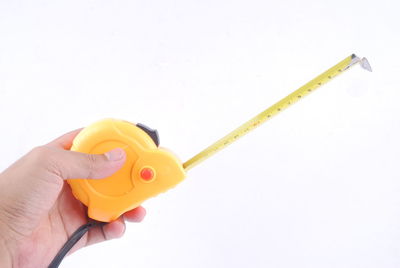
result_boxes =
[140,167,154,181]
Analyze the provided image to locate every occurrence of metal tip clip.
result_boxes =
[360,57,372,72]
[346,54,372,72]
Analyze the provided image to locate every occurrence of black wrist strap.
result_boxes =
[48,221,106,268]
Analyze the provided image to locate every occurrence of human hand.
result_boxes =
[0,129,146,268]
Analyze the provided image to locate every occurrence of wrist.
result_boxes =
[0,234,13,268]
[0,177,14,267]
[0,207,15,268]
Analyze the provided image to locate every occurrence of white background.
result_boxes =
[1,0,400,267]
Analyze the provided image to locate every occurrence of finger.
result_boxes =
[103,218,126,239]
[85,217,126,247]
[123,206,146,222]
[47,128,83,149]
[83,206,145,248]
[48,147,126,180]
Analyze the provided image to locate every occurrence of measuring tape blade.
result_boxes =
[183,54,371,171]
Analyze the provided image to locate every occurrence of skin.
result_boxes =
[0,129,146,268]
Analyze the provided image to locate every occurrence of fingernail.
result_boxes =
[105,148,125,161]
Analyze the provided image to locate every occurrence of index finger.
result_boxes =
[47,128,83,150]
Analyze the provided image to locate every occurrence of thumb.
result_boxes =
[53,148,126,180]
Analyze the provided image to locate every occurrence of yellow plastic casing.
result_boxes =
[67,119,186,222]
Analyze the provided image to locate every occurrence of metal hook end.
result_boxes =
[346,54,372,72]
[360,57,372,72]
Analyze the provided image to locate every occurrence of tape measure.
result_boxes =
[67,54,371,222]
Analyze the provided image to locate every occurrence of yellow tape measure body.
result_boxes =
[68,119,185,222]
[68,54,370,222]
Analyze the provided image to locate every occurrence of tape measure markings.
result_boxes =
[183,54,371,171]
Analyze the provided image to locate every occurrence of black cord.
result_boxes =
[48,221,106,268]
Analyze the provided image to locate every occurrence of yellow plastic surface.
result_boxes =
[67,119,186,222]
